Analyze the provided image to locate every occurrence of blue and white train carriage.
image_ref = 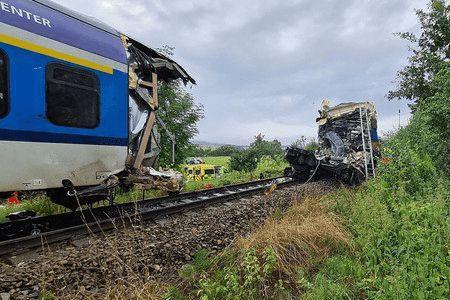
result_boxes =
[0,0,194,209]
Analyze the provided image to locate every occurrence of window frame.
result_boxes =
[45,63,101,129]
[205,169,215,175]
[0,50,9,119]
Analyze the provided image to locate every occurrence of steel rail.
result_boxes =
[0,177,293,256]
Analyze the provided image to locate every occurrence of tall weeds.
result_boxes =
[169,195,350,300]
[237,197,350,279]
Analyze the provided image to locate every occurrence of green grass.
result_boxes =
[182,155,287,192]
[0,195,65,223]
[183,171,256,192]
[114,188,163,205]
[0,188,164,223]
[201,156,231,168]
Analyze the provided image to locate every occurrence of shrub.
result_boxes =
[303,125,450,299]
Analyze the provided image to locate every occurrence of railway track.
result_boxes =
[0,177,293,256]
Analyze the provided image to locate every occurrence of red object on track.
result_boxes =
[8,192,20,205]
[203,183,215,189]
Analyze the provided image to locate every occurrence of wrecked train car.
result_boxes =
[285,101,380,184]
[0,0,194,209]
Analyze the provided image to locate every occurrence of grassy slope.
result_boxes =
[167,130,450,299]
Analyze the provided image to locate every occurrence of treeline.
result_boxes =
[189,134,285,173]
[189,135,318,174]
[188,144,244,157]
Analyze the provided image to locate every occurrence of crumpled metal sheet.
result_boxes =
[125,167,184,192]
[121,35,192,191]
[316,101,378,169]
[285,101,378,185]
[317,100,377,123]
[125,36,196,85]
[324,132,345,159]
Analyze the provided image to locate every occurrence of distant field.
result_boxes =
[201,156,231,168]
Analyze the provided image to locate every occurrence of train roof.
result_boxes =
[30,0,195,84]
[33,0,119,36]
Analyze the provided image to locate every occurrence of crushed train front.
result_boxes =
[285,100,380,185]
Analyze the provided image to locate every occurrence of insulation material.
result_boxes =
[128,96,161,164]
[125,167,184,193]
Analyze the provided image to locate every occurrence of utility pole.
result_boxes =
[398,109,401,129]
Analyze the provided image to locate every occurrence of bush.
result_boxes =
[303,121,450,299]
[255,156,289,178]
[230,134,284,173]
[229,149,259,172]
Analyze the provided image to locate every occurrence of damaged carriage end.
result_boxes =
[121,34,195,194]
[285,100,380,185]
[51,36,195,210]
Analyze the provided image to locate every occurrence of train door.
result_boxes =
[0,50,8,119]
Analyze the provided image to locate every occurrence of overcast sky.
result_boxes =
[59,0,427,145]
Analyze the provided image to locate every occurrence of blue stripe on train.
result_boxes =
[0,128,128,146]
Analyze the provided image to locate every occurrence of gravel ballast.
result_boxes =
[0,180,339,299]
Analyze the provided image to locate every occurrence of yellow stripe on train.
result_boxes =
[0,33,113,74]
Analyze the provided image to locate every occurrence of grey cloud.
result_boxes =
[59,0,427,145]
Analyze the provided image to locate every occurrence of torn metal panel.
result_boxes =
[122,35,195,85]
[316,101,378,166]
[317,100,377,123]
[120,35,192,191]
[285,100,379,185]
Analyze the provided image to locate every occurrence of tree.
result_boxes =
[230,134,284,172]
[186,144,212,158]
[211,145,242,157]
[229,148,259,172]
[388,0,450,109]
[154,46,204,167]
[412,63,450,173]
[250,134,284,159]
[388,1,450,174]
[157,82,204,166]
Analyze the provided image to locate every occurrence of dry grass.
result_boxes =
[84,282,165,300]
[236,195,350,279]
[40,191,348,299]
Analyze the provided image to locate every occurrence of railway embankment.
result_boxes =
[0,181,338,299]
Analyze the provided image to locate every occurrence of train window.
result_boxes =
[205,169,215,175]
[46,63,99,128]
[0,52,8,118]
